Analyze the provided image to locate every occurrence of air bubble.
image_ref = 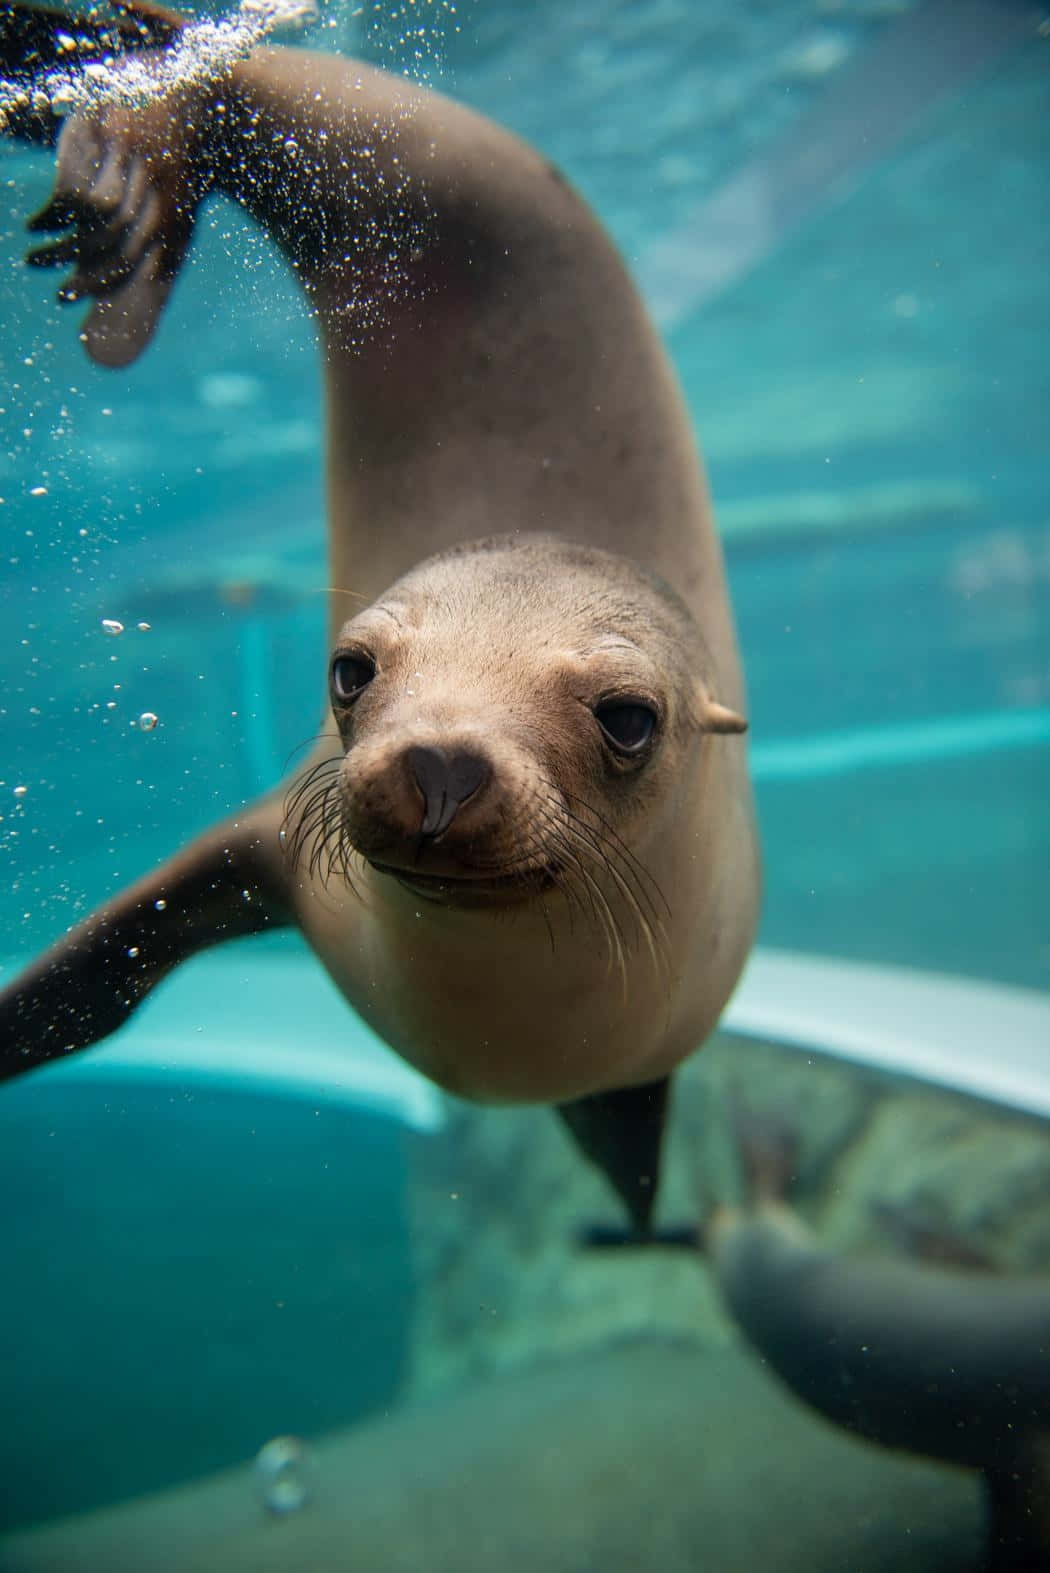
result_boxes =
[138,712,159,731]
[1,0,319,133]
[101,619,124,637]
[154,899,167,911]
[255,1435,310,1516]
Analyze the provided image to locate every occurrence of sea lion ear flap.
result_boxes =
[699,695,748,735]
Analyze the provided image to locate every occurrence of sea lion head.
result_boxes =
[291,534,745,922]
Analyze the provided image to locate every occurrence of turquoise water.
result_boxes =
[0,1078,412,1521]
[2,1,1046,985]
[0,0,1047,1553]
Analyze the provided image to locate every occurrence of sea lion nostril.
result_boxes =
[445,749,488,803]
[407,744,489,837]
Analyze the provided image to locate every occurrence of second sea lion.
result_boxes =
[0,5,760,1232]
[703,1104,1050,1571]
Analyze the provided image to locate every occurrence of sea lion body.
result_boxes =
[0,13,759,1225]
[706,1112,1050,1570]
[290,535,755,1107]
[710,1207,1050,1466]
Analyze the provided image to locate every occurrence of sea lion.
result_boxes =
[0,4,760,1232]
[702,1104,1050,1572]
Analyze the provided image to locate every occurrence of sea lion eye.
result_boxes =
[331,652,376,703]
[594,701,657,755]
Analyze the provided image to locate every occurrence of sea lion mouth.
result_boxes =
[368,861,555,909]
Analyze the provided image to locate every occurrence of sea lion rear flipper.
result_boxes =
[0,805,290,1082]
[557,1075,673,1241]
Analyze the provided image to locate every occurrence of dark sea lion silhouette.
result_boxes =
[703,1102,1050,1572]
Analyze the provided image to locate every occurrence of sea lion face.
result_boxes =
[299,535,741,920]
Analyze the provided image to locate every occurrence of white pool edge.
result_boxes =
[4,948,1047,1125]
[725,950,1050,1119]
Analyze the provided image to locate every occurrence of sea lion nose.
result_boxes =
[407,744,489,838]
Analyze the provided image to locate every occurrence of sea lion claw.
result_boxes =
[25,236,77,267]
[26,192,93,233]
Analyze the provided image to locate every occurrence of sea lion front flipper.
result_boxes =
[557,1075,671,1239]
[22,54,211,367]
[0,804,290,1083]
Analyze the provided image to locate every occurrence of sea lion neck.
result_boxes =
[347,861,677,1104]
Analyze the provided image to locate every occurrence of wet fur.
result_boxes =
[0,7,760,1231]
[706,1104,1050,1571]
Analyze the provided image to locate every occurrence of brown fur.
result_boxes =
[1,19,760,1221]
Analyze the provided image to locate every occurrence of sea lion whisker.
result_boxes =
[534,785,668,982]
[529,799,619,932]
[565,813,670,983]
[558,784,669,911]
[291,769,335,827]
[505,820,559,951]
[306,800,335,884]
[285,775,336,868]
[286,751,341,794]
[526,803,605,935]
[282,734,340,773]
[538,775,664,932]
[320,786,364,903]
[560,785,670,925]
[562,815,668,988]
[571,822,669,984]
[313,586,369,602]
[570,852,630,998]
[525,807,605,951]
[283,762,364,908]
[283,754,340,828]
[312,793,341,884]
[534,809,629,990]
[537,892,557,955]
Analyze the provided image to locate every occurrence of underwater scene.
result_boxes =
[0,0,1048,1568]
